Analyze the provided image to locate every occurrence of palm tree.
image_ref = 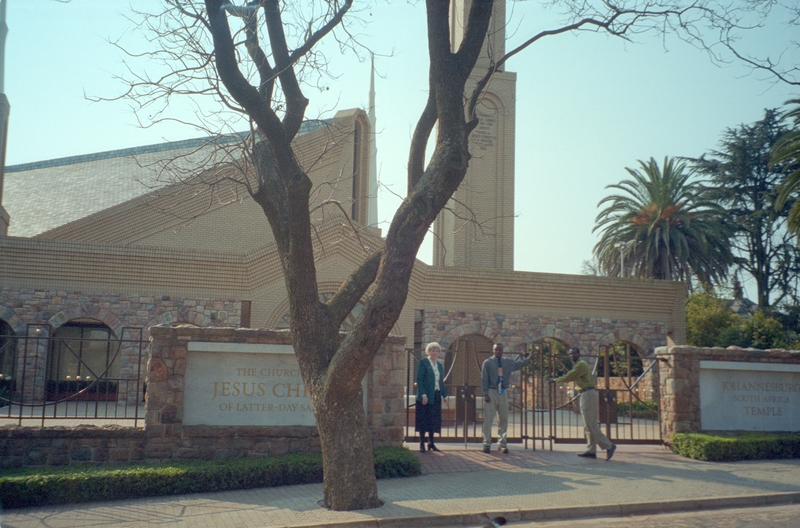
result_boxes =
[593,157,734,285]
[772,98,800,235]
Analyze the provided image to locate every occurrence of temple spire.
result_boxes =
[367,53,378,226]
[0,0,10,236]
[449,0,506,71]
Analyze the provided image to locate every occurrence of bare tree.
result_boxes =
[115,0,798,511]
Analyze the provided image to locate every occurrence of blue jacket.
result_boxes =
[416,358,447,402]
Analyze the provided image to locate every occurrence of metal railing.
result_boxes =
[0,325,147,427]
[532,344,661,446]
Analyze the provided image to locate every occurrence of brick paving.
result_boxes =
[2,442,800,528]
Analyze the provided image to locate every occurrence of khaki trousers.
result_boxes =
[580,389,613,453]
[482,389,509,448]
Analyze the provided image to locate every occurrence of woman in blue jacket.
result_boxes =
[415,342,447,452]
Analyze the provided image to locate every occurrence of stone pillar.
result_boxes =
[656,346,699,444]
[20,325,49,404]
[366,335,407,445]
[657,345,800,446]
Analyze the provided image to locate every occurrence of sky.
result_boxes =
[4,1,799,299]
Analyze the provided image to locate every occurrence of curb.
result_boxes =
[296,491,800,528]
[519,491,800,522]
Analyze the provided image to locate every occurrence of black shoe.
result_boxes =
[577,452,597,458]
[428,443,440,452]
[499,447,509,454]
[483,446,491,453]
[606,444,617,461]
[420,444,426,453]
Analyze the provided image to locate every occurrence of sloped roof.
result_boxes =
[4,135,235,238]
[728,297,757,317]
[4,119,331,239]
[28,114,360,249]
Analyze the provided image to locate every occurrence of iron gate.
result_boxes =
[529,341,661,449]
[404,341,531,445]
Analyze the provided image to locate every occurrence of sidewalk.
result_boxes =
[2,442,800,528]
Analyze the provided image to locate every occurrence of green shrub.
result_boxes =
[0,445,420,509]
[617,400,658,418]
[373,445,421,479]
[672,432,800,461]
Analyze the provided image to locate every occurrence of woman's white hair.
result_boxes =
[425,342,442,356]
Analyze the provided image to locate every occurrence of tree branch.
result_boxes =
[262,0,309,139]
[327,251,382,328]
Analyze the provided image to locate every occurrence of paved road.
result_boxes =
[498,504,800,528]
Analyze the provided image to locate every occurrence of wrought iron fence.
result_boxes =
[0,324,147,427]
[530,343,661,447]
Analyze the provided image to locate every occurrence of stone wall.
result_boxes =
[0,287,243,405]
[1,287,243,333]
[145,326,405,461]
[1,327,406,467]
[656,345,800,445]
[0,425,145,468]
[423,310,667,357]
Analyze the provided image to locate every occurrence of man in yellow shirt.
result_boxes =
[550,347,617,460]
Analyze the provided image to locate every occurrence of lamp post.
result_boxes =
[614,242,626,277]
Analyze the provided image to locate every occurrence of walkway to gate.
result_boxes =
[6,442,800,528]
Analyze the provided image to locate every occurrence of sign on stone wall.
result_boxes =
[183,342,315,426]
[699,361,800,431]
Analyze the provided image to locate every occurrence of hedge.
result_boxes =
[672,432,800,462]
[0,445,420,509]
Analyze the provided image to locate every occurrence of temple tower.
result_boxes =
[433,0,516,270]
[0,0,10,236]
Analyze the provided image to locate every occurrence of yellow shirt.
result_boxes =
[554,359,595,391]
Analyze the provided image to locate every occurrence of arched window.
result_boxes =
[47,319,120,384]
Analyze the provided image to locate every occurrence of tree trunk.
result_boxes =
[314,383,382,511]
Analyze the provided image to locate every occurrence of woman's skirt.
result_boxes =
[415,391,442,433]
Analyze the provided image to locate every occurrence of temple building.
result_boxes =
[0,0,685,412]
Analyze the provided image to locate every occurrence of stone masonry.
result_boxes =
[1,287,243,404]
[656,345,800,445]
[1,327,406,467]
[145,326,405,461]
[0,425,145,468]
[423,310,667,357]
